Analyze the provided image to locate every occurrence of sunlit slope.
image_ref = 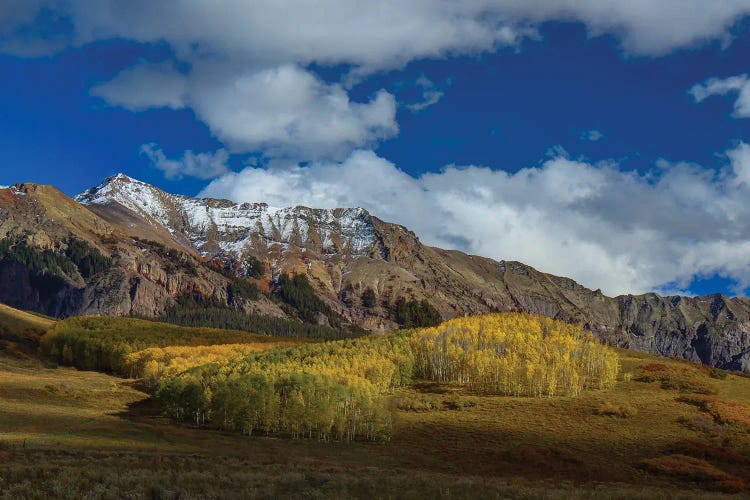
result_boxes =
[0,303,55,332]
[41,315,309,376]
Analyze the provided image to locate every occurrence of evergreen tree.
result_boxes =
[361,287,377,308]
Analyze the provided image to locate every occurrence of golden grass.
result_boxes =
[0,303,55,332]
[0,303,56,360]
[1,310,750,497]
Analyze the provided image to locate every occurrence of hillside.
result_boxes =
[0,303,55,360]
[1,307,749,497]
[0,177,749,371]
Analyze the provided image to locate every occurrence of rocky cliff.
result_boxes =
[0,182,284,320]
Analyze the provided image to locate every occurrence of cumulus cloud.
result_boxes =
[580,129,604,141]
[191,64,398,158]
[690,74,750,117]
[18,1,750,61]
[140,144,230,180]
[504,0,750,56]
[94,62,398,159]
[407,76,445,112]
[7,1,750,161]
[199,144,750,296]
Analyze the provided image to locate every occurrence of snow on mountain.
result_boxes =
[75,173,376,258]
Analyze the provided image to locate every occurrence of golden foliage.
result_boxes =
[155,335,412,442]
[126,341,297,385]
[410,313,619,396]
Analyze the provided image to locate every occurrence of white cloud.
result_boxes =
[199,143,750,296]
[407,76,445,112]
[31,1,750,62]
[195,64,398,158]
[502,0,750,56]
[91,61,188,111]
[689,74,750,117]
[8,1,750,161]
[140,144,230,180]
[95,63,398,160]
[580,129,604,141]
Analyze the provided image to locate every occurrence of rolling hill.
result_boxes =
[0,304,749,497]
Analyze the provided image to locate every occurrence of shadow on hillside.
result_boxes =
[411,381,451,394]
[109,380,161,421]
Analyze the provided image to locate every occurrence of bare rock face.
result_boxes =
[2,176,750,371]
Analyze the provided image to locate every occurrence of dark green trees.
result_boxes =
[394,298,441,328]
[361,287,377,308]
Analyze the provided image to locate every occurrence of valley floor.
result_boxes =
[1,349,749,499]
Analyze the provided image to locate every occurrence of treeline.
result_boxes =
[157,371,391,442]
[161,293,359,340]
[62,237,112,279]
[272,272,366,337]
[41,316,277,374]
[153,335,413,442]
[201,259,261,301]
[410,314,619,397]
[394,297,442,328]
[0,236,111,281]
[276,273,343,327]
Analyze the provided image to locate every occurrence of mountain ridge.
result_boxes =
[0,175,748,371]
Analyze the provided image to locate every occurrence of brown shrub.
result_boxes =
[505,445,583,468]
[676,414,725,435]
[679,396,750,429]
[668,439,746,464]
[595,401,637,418]
[640,454,747,492]
[641,363,670,372]
[394,395,441,412]
[635,366,716,395]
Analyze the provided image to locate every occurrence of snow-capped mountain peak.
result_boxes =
[76,174,377,259]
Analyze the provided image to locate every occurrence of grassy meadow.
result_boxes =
[0,305,749,498]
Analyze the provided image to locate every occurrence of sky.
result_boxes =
[4,2,750,297]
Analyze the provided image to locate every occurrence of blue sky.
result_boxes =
[4,2,750,297]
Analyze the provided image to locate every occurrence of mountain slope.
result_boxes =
[0,182,285,320]
[0,175,748,371]
[71,174,750,372]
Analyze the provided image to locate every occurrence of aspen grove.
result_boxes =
[411,314,619,396]
[42,312,619,441]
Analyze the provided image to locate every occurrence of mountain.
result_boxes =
[0,175,748,371]
[0,181,285,320]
